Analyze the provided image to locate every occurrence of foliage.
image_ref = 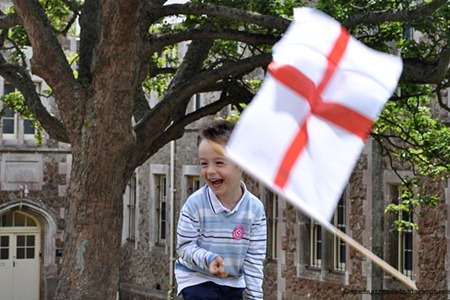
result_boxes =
[143,48,179,97]
[2,0,446,233]
[384,175,440,231]
[374,83,450,230]
[317,0,450,231]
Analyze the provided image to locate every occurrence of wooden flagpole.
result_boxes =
[320,221,417,290]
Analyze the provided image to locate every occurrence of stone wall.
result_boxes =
[119,125,201,299]
[0,149,69,228]
[0,148,70,300]
[117,122,450,300]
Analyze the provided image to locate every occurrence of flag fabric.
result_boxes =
[227,7,403,224]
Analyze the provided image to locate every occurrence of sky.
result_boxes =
[165,0,189,4]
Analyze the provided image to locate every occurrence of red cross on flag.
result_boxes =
[227,7,403,224]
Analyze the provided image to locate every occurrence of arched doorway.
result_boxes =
[0,210,40,300]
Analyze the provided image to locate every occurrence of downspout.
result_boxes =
[168,140,175,300]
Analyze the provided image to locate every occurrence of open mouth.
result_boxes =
[210,179,223,188]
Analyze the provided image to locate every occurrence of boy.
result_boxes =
[175,119,267,300]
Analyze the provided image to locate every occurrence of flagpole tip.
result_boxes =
[208,140,227,157]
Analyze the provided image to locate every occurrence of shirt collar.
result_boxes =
[207,181,247,215]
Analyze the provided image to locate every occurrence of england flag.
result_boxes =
[227,7,403,224]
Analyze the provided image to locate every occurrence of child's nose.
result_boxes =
[206,164,216,174]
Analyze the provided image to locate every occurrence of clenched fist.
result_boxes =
[209,256,228,279]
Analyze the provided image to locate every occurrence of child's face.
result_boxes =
[198,139,243,203]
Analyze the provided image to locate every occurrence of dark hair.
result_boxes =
[198,119,235,145]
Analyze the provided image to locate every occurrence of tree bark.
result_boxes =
[55,155,126,300]
[10,2,146,297]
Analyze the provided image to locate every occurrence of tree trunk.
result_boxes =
[54,82,136,299]
[52,1,142,297]
[54,147,129,299]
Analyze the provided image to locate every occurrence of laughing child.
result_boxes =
[175,119,267,300]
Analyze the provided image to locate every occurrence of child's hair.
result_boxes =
[198,119,235,145]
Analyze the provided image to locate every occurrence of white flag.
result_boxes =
[227,7,403,223]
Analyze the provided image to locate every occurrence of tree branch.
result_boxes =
[133,87,151,123]
[132,39,215,165]
[146,25,279,56]
[174,52,270,100]
[0,11,22,30]
[150,79,255,159]
[0,56,69,142]
[401,46,450,84]
[133,52,271,164]
[169,38,213,93]
[11,0,81,120]
[341,0,449,85]
[12,0,75,84]
[177,80,254,126]
[78,0,101,83]
[147,3,291,30]
[436,83,450,116]
[343,0,448,28]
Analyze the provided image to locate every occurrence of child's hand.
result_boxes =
[209,256,228,278]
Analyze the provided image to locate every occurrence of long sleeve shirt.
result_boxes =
[175,183,267,299]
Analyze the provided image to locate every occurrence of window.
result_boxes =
[2,107,16,135]
[298,192,347,281]
[403,24,413,40]
[333,195,346,271]
[0,211,37,227]
[0,236,9,260]
[150,164,170,248]
[310,220,322,268]
[265,189,278,260]
[399,218,413,277]
[156,174,167,244]
[186,175,200,195]
[195,94,201,111]
[16,235,35,259]
[2,83,16,136]
[390,185,413,277]
[26,82,40,136]
[3,82,15,95]
[186,94,203,114]
[228,104,239,118]
[1,82,36,138]
[24,119,35,135]
[127,174,137,241]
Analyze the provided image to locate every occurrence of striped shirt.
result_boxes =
[175,182,267,299]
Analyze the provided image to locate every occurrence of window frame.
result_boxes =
[333,194,346,272]
[265,189,278,261]
[310,220,322,268]
[155,174,167,245]
[1,107,17,138]
[388,184,414,278]
[126,174,137,242]
[1,81,37,140]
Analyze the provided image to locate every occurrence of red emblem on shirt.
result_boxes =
[232,225,245,240]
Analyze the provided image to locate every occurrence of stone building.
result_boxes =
[1,77,450,300]
[1,2,449,299]
[116,115,450,300]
